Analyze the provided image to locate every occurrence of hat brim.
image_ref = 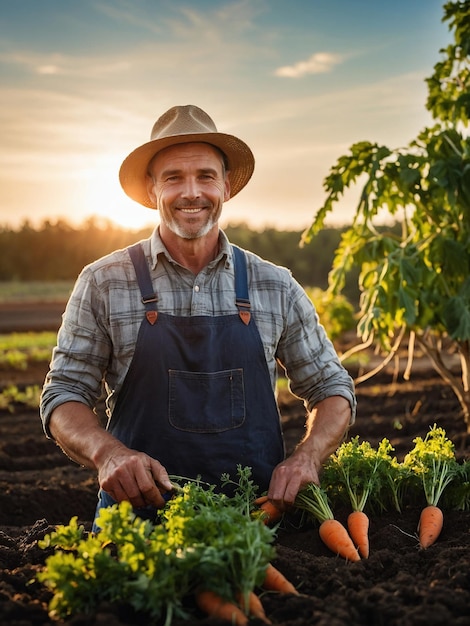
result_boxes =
[119,132,255,209]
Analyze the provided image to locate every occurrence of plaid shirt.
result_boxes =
[40,228,356,435]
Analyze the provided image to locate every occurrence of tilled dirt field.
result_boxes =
[1,317,469,625]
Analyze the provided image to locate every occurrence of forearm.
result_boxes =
[49,401,173,508]
[296,395,351,474]
[48,401,125,471]
[268,395,351,506]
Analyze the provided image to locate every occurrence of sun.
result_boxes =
[84,158,158,230]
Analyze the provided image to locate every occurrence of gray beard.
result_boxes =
[162,214,216,240]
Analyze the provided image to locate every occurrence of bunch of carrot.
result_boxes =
[294,481,361,561]
[195,563,298,625]
[252,425,465,559]
[321,436,394,558]
[39,467,300,626]
[254,485,361,561]
[162,473,300,624]
[253,438,390,560]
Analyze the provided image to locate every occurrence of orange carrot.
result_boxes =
[319,518,361,562]
[253,495,283,525]
[195,590,248,625]
[418,504,444,549]
[236,591,271,624]
[295,483,361,562]
[347,510,370,558]
[262,563,299,595]
[254,495,270,505]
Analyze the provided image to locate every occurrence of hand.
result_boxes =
[97,444,173,509]
[48,402,174,509]
[267,447,319,510]
[267,395,352,510]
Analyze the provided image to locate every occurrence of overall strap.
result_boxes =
[127,243,158,325]
[232,245,251,325]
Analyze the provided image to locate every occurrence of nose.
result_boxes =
[181,176,200,199]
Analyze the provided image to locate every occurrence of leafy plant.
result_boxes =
[443,459,470,510]
[304,287,356,340]
[322,436,388,513]
[38,467,277,624]
[403,424,459,508]
[0,332,56,370]
[0,384,41,412]
[39,503,191,624]
[300,0,470,432]
[403,424,460,547]
[373,439,415,513]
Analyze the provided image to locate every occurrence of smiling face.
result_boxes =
[146,142,231,240]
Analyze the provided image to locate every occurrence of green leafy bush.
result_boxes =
[38,468,276,624]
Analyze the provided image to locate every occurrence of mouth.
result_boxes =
[178,207,205,214]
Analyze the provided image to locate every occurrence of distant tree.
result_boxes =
[1,219,361,304]
[301,1,470,432]
[225,223,360,302]
[0,218,153,281]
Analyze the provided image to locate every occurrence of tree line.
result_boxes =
[0,218,360,303]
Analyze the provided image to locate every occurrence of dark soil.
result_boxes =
[1,307,469,626]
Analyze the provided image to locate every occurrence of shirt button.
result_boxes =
[194,285,200,292]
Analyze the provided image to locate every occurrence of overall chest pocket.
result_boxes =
[168,368,246,432]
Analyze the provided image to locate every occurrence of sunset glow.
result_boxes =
[0,0,450,231]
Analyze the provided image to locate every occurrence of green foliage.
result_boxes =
[425,0,470,124]
[38,467,276,624]
[304,287,356,340]
[0,332,56,370]
[322,437,393,514]
[0,333,54,413]
[403,424,459,507]
[0,219,361,305]
[0,385,41,412]
[0,331,57,351]
[301,1,470,431]
[372,439,415,513]
[443,459,470,510]
[303,126,470,350]
[316,428,466,516]
[0,281,73,303]
[295,482,335,524]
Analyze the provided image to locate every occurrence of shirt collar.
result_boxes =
[148,227,232,270]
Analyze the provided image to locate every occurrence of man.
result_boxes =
[40,105,356,525]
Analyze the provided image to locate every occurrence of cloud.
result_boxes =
[37,65,61,75]
[275,52,344,78]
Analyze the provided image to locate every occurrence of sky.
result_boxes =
[0,0,453,232]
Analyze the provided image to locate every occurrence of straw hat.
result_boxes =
[119,105,255,208]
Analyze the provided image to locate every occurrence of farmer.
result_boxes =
[40,104,356,526]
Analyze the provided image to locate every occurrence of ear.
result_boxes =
[146,174,157,207]
[224,173,231,201]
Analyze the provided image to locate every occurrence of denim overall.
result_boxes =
[93,243,285,526]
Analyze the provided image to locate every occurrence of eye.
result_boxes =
[199,172,216,181]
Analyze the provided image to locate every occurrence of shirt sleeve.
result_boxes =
[40,266,112,438]
[276,277,356,423]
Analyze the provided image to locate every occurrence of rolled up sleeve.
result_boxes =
[40,268,112,437]
[277,280,356,423]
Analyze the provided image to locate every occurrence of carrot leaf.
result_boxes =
[403,424,459,507]
[322,436,392,514]
[294,482,335,524]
